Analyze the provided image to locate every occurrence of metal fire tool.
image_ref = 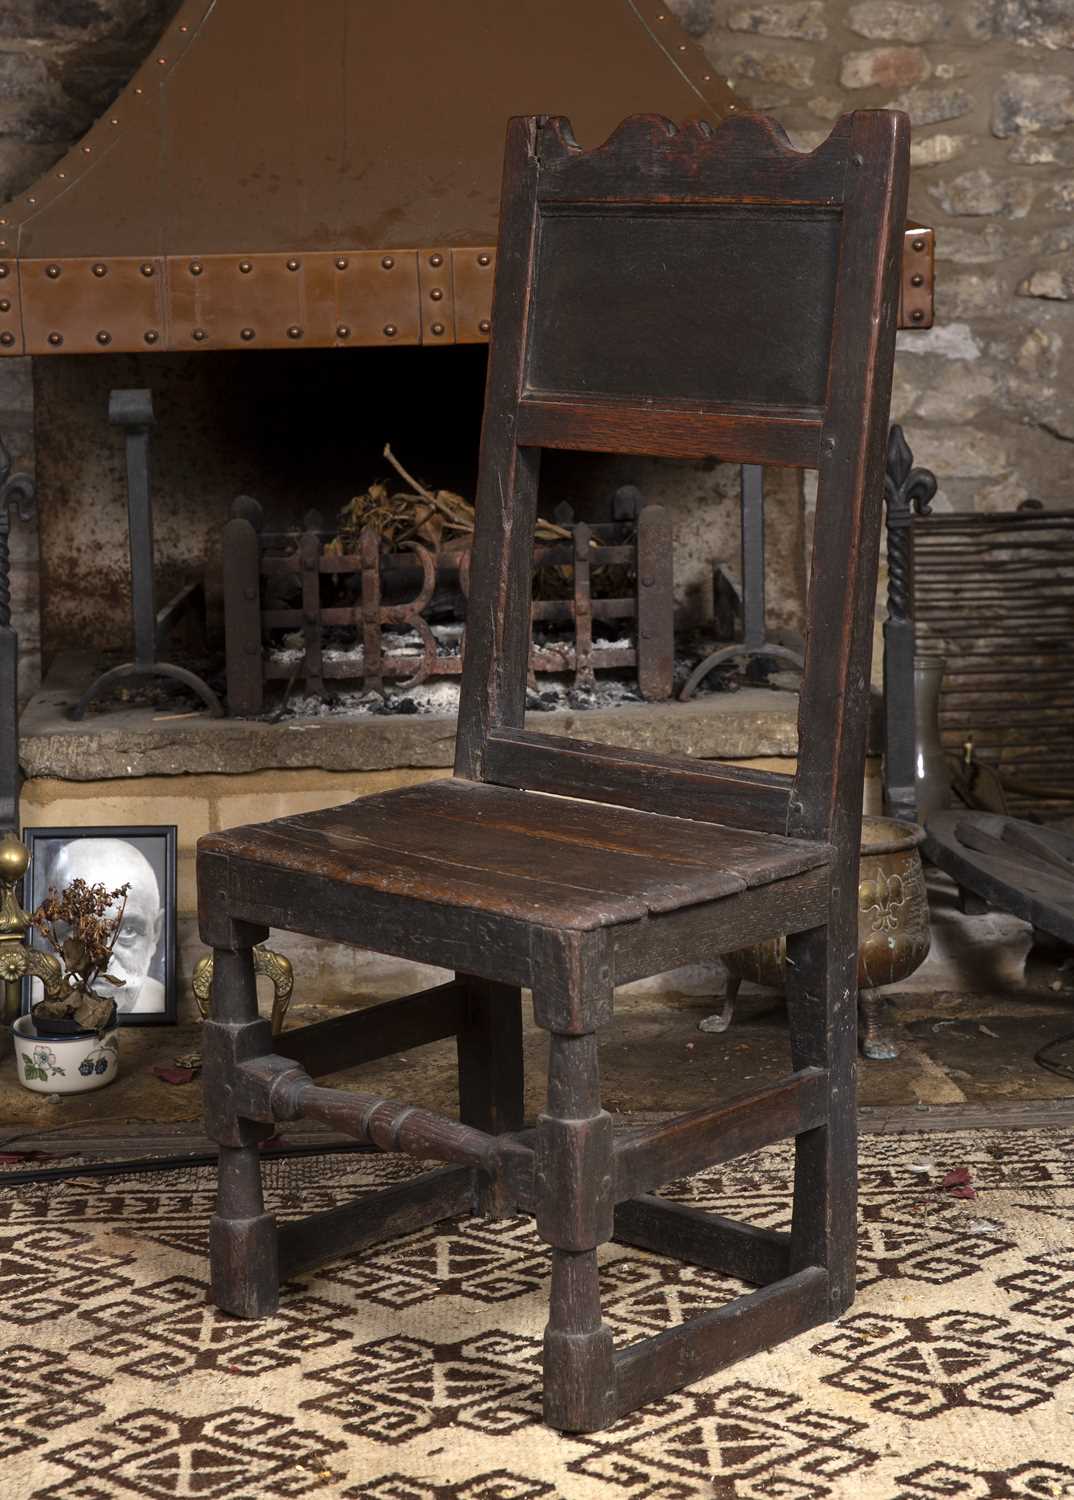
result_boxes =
[679,464,804,700]
[69,389,222,720]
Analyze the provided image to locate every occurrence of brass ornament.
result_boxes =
[0,833,65,1025]
[722,818,931,1061]
[192,944,294,1036]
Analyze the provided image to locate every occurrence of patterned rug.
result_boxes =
[3,1127,1074,1500]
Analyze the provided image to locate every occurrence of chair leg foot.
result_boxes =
[786,921,858,1319]
[535,1005,617,1432]
[543,1250,617,1432]
[210,1143,279,1317]
[204,939,279,1319]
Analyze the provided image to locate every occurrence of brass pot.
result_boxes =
[724,817,930,1058]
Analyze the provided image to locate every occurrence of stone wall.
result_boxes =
[673,0,1074,511]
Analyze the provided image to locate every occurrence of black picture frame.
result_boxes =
[20,825,178,1027]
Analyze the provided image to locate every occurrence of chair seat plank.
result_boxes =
[201,778,830,933]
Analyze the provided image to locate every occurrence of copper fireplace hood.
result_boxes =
[0,0,933,357]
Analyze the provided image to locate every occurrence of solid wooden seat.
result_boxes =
[199,107,909,1434]
[203,774,832,933]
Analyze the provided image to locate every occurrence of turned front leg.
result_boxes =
[202,934,280,1318]
[535,1017,616,1431]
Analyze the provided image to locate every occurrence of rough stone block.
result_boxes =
[992,71,1074,136]
[932,224,1013,262]
[1007,134,1074,163]
[724,46,815,88]
[918,428,1009,480]
[893,84,974,123]
[1018,266,1074,299]
[896,321,983,360]
[935,270,1002,320]
[840,46,931,90]
[667,0,714,36]
[910,132,970,167]
[928,166,1036,218]
[846,1,943,44]
[726,2,828,40]
[975,0,1074,51]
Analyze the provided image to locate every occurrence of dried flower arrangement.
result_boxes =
[29,877,131,1034]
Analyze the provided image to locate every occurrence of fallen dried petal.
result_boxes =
[942,1167,973,1189]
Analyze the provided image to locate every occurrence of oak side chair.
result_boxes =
[198,107,910,1433]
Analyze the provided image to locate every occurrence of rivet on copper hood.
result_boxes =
[144,330,159,344]
[140,263,155,277]
[477,254,491,267]
[335,257,348,270]
[92,263,108,277]
[383,324,397,338]
[192,328,208,341]
[286,259,301,272]
[240,328,256,341]
[336,324,351,339]
[190,261,204,275]
[47,332,63,346]
[239,261,252,274]
[381,257,395,270]
[0,333,15,346]
[45,264,61,279]
[286,325,302,339]
[96,331,111,345]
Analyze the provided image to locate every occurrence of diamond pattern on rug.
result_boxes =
[316,1214,549,1306]
[1,1344,108,1427]
[567,1381,878,1500]
[340,1474,561,1499]
[857,1202,1014,1289]
[0,1223,136,1325]
[300,1331,543,1442]
[999,1249,1074,1334]
[813,1309,1074,1418]
[892,1458,1074,1498]
[33,1406,347,1500]
[70,1274,352,1379]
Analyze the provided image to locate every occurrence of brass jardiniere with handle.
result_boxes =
[723,817,930,1060]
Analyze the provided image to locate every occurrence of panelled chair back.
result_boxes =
[198,108,909,1434]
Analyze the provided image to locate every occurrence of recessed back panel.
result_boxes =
[526,207,841,410]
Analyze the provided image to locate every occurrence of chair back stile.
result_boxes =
[455,109,909,851]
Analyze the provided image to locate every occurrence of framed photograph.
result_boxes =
[21,826,178,1026]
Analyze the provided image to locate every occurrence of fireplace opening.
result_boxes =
[32,342,809,727]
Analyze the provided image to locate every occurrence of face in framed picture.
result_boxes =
[22,826,178,1025]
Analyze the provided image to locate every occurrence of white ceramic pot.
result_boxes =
[12,1014,120,1094]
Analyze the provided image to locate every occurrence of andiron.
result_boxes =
[69,389,222,721]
